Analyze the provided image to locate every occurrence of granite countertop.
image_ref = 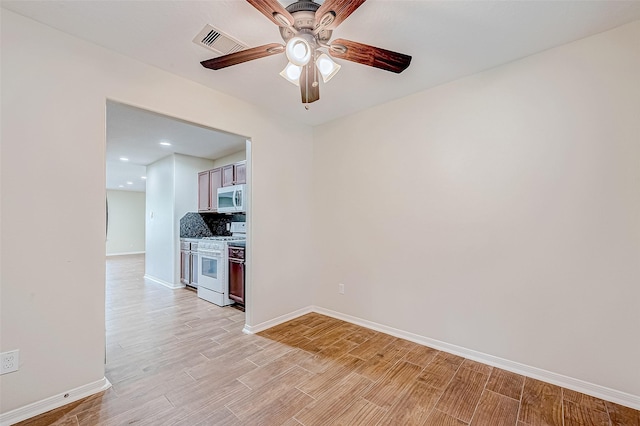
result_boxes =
[228,241,246,248]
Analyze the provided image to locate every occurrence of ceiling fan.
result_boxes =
[200,0,412,107]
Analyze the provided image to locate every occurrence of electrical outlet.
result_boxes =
[338,283,345,294]
[1,350,19,374]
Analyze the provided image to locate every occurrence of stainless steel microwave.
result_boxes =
[217,184,245,213]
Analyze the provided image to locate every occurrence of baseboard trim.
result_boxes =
[249,304,639,410]
[242,306,314,334]
[105,251,145,257]
[143,274,184,290]
[0,376,111,426]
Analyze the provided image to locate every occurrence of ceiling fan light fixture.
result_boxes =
[280,62,302,86]
[285,37,312,66]
[316,53,341,83]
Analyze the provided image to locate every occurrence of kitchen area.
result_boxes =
[180,159,248,310]
[106,100,250,311]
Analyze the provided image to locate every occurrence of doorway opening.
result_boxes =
[104,100,252,339]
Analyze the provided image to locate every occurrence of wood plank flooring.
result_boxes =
[16,254,640,426]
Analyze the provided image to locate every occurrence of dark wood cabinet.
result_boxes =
[222,165,235,187]
[197,171,210,211]
[234,161,246,185]
[198,168,222,212]
[208,168,222,210]
[221,161,247,187]
[228,246,245,308]
[199,161,246,211]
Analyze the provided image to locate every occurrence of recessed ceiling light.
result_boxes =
[119,157,129,162]
[159,141,172,146]
[118,185,124,188]
[141,176,147,180]
[126,181,133,185]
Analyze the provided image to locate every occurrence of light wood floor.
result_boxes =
[17,254,640,425]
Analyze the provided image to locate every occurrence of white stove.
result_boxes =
[197,222,246,306]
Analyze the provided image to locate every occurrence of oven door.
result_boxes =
[198,249,223,293]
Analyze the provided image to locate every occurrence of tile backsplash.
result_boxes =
[180,212,246,238]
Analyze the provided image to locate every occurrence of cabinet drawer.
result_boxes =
[228,247,245,260]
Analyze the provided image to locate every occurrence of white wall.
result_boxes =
[145,155,175,285]
[312,21,640,398]
[106,190,145,255]
[0,10,314,414]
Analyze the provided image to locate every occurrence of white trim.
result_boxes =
[143,274,184,289]
[106,251,145,257]
[242,305,314,334]
[0,377,111,426]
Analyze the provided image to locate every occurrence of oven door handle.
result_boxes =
[199,250,223,257]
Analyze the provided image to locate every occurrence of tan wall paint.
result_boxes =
[0,10,314,412]
[312,21,640,396]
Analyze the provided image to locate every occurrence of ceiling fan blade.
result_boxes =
[329,38,412,74]
[300,63,320,104]
[246,0,295,27]
[315,0,366,30]
[201,43,284,70]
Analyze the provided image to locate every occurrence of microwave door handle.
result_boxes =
[232,189,238,209]
[236,189,242,209]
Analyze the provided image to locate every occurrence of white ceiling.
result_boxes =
[3,1,640,127]
[106,101,246,192]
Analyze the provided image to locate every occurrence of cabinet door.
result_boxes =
[222,165,235,187]
[180,251,190,285]
[209,168,222,211]
[234,161,247,185]
[189,252,198,286]
[197,171,210,211]
[228,259,245,305]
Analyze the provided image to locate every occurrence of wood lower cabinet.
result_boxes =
[180,248,190,285]
[228,246,245,308]
[180,240,199,288]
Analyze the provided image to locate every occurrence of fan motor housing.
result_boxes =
[279,5,332,43]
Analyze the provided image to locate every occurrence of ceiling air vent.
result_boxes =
[193,25,247,55]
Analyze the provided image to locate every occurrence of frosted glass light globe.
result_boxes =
[286,37,312,66]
